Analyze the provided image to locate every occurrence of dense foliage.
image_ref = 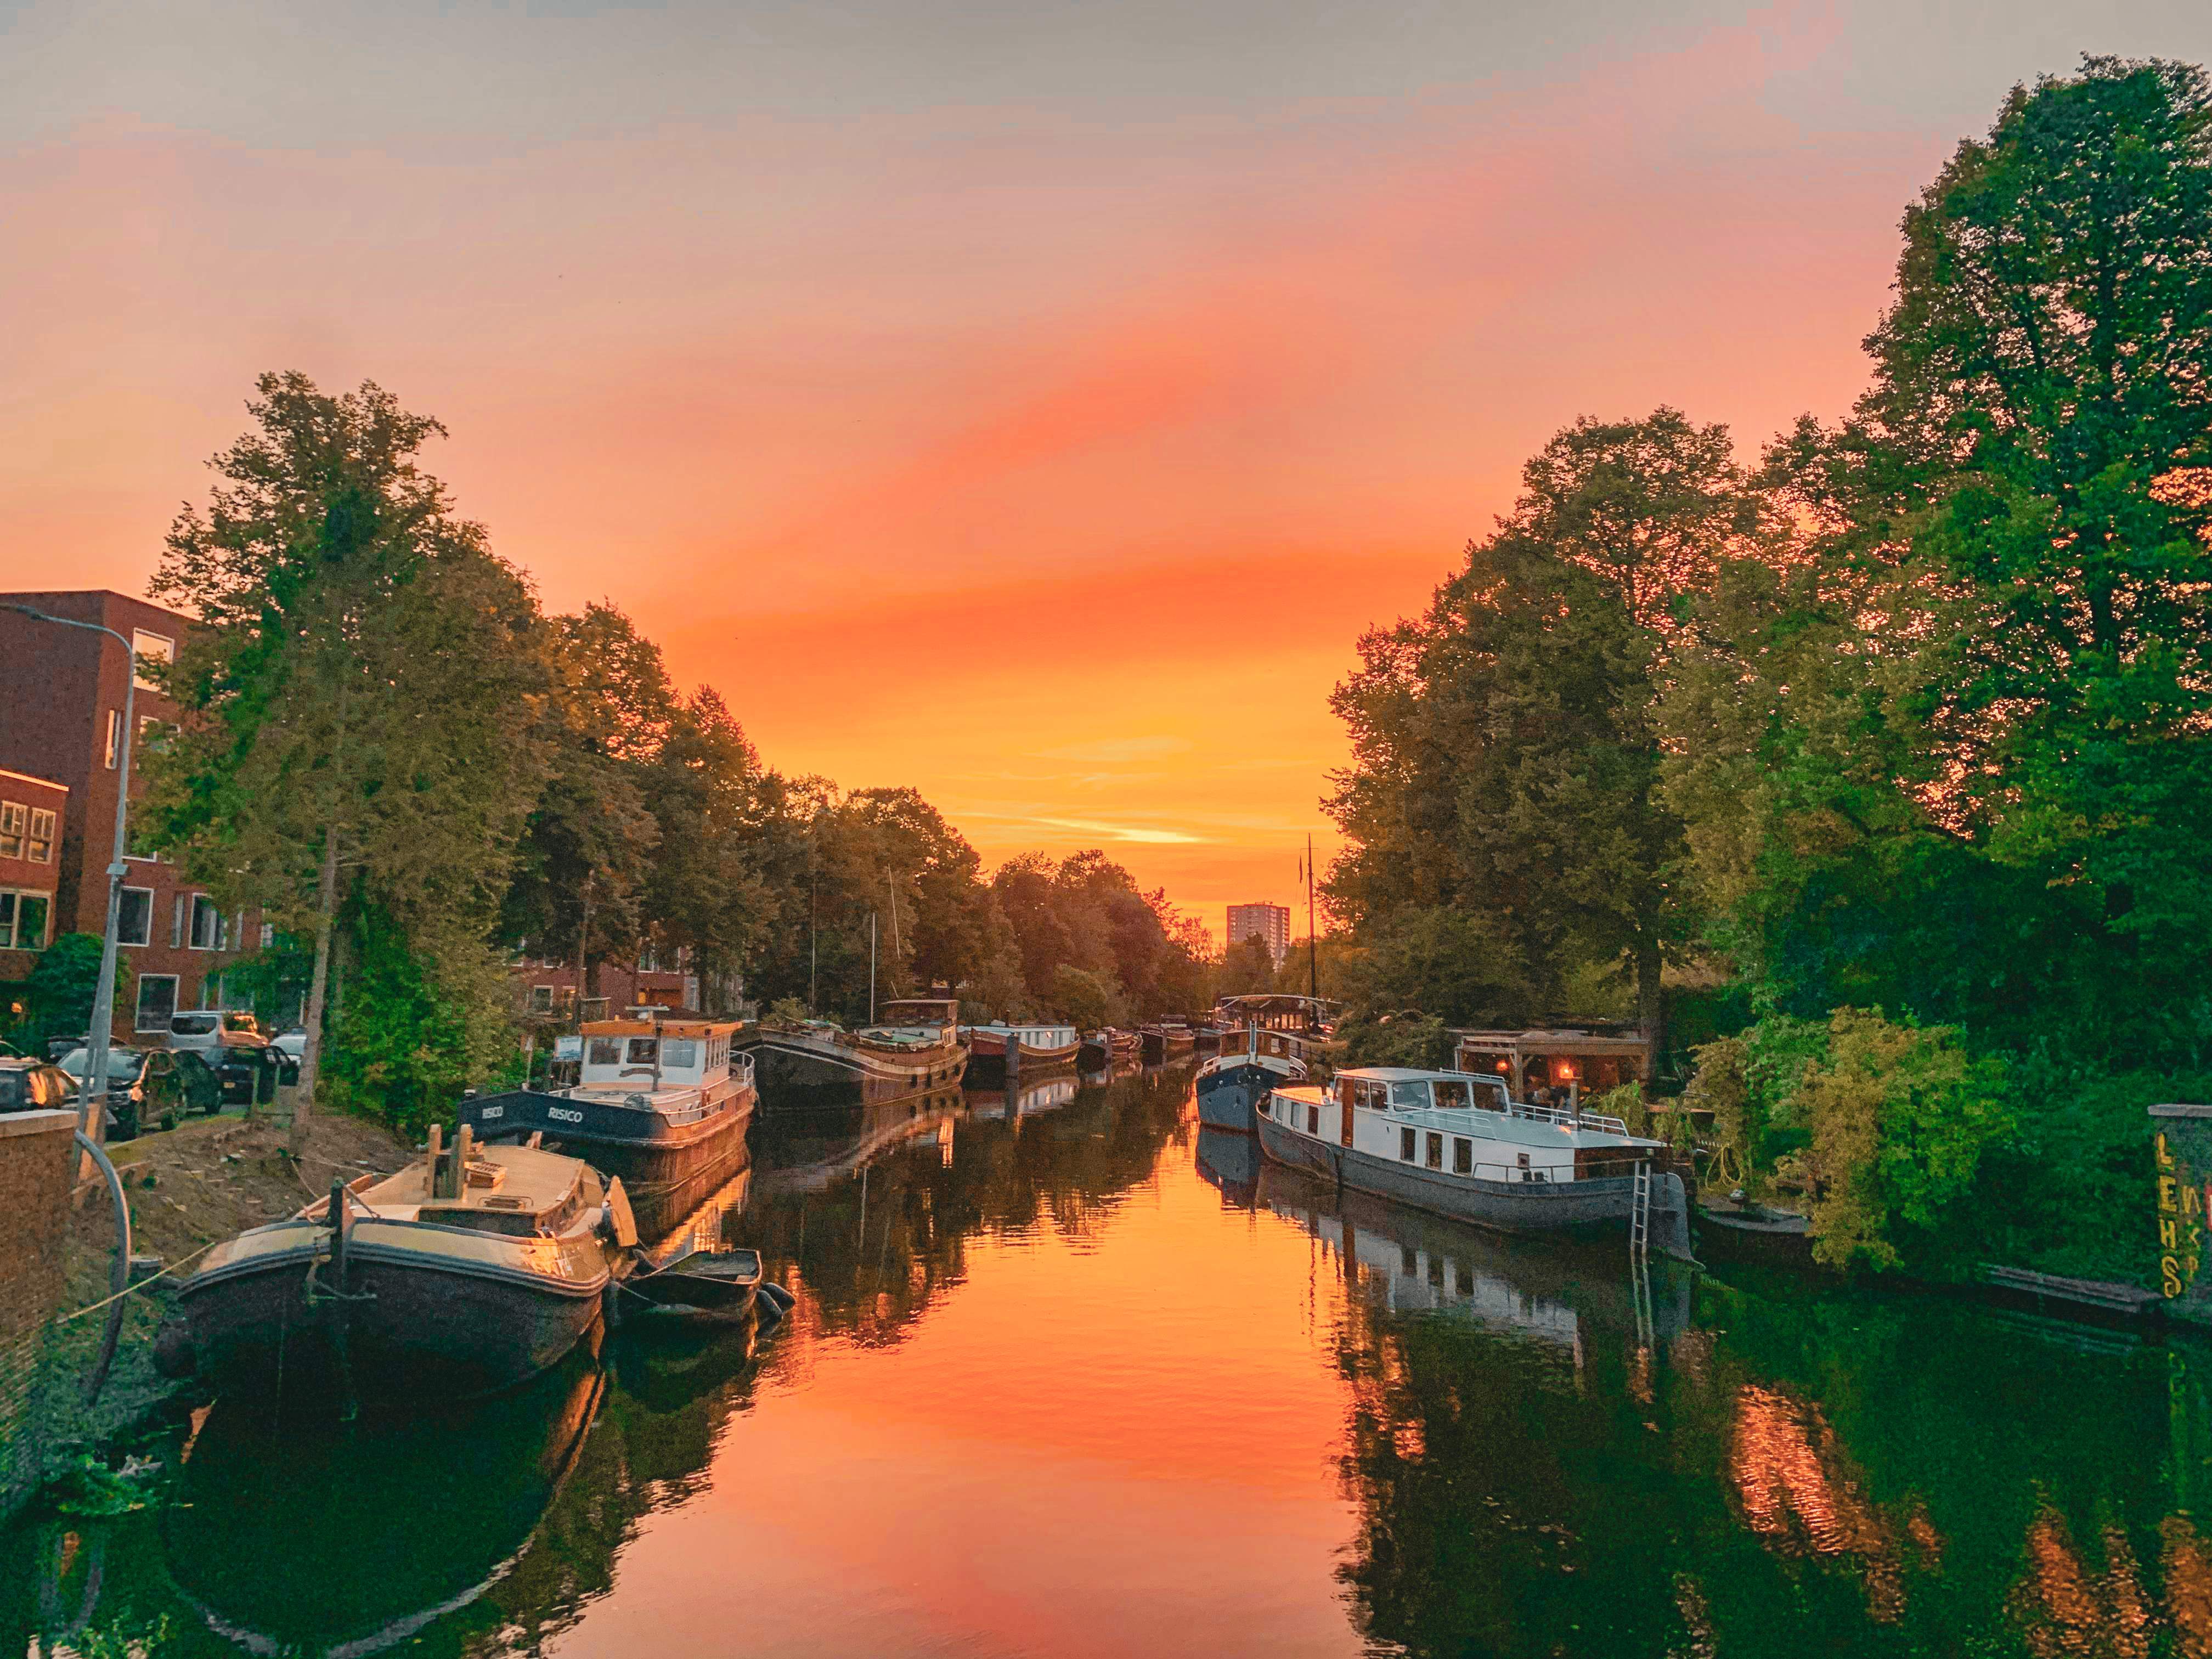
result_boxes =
[1324,57,2212,1278]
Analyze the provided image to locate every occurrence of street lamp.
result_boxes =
[2,603,134,1136]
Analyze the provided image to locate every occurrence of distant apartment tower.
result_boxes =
[1226,902,1291,967]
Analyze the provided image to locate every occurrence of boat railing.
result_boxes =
[1511,1101,1629,1135]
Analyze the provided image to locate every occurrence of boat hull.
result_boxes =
[1254,1107,1689,1250]
[1194,1058,1305,1132]
[177,1218,610,1404]
[459,1085,755,1238]
[744,1030,967,1109]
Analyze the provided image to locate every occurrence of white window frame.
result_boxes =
[26,809,53,862]
[189,894,223,951]
[116,884,153,947]
[134,973,179,1032]
[171,894,187,949]
[0,890,51,950]
[0,802,23,859]
[131,630,174,692]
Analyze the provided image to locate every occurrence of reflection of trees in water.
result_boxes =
[1313,1193,2212,1658]
[749,1068,1192,1351]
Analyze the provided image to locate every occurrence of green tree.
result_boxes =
[145,374,548,1144]
[1049,963,1126,1029]
[1328,410,1760,1039]
[1218,934,1275,997]
[5,934,128,1051]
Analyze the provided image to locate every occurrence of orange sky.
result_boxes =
[10,1,2211,941]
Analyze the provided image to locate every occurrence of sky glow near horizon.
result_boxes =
[9,1,2212,942]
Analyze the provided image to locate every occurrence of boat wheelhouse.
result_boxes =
[1194,1022,1323,1131]
[961,1020,1080,1086]
[746,997,969,1109]
[461,1014,755,1234]
[1255,1066,1690,1256]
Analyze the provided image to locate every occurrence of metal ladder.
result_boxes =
[1629,1160,1652,1260]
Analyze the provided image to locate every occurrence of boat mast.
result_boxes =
[869,911,878,1025]
[1306,832,1318,1008]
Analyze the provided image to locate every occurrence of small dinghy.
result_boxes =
[624,1248,763,1320]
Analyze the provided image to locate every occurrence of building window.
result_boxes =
[105,709,122,769]
[132,630,174,692]
[117,886,152,947]
[0,891,52,950]
[26,810,54,862]
[1454,1138,1472,1175]
[260,922,275,949]
[529,985,556,1015]
[1425,1132,1444,1170]
[134,974,178,1032]
[1400,1126,1417,1162]
[189,895,224,950]
[0,803,21,857]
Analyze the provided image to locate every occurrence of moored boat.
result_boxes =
[1255,1066,1692,1257]
[460,1013,755,1237]
[1139,1023,1196,1063]
[744,997,969,1109]
[961,1019,1080,1086]
[168,1127,631,1403]
[1078,1030,1113,1070]
[1194,1023,1321,1131]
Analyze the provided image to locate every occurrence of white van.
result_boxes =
[169,1009,266,1054]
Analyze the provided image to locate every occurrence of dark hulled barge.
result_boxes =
[745,998,968,1109]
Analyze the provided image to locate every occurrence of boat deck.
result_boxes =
[344,1144,591,1226]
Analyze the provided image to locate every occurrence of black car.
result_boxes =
[56,1046,225,1138]
[210,1043,284,1107]
[0,1057,78,1115]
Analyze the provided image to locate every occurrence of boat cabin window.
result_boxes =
[1471,1077,1509,1112]
[1307,1104,1319,1135]
[587,1037,622,1066]
[626,1037,658,1066]
[1454,1137,1472,1175]
[661,1037,699,1071]
[1400,1127,1416,1162]
[1425,1132,1444,1170]
[1432,1079,1472,1110]
[1390,1081,1430,1110]
[1350,1078,1389,1111]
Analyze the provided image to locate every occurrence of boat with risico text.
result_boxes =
[459,1014,756,1234]
[1255,1066,1691,1256]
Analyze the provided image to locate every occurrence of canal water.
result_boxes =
[5,1064,2207,1656]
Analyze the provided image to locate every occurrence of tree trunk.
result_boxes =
[289,822,342,1158]
[1634,930,1666,1084]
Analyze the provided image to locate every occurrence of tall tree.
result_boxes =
[1328,410,1760,1040]
[146,374,546,1145]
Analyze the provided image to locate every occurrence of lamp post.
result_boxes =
[3,603,134,1135]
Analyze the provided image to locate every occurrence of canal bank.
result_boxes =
[1,1109,417,1523]
[9,1065,2212,1657]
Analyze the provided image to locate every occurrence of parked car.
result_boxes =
[168,1010,265,1054]
[268,1027,305,1085]
[210,1042,284,1107]
[55,1045,227,1137]
[0,1057,78,1114]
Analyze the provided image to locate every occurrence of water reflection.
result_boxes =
[10,1065,2212,1658]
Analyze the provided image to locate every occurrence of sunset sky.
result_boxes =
[9,1,2212,942]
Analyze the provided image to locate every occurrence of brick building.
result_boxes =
[0,591,263,1041]
[0,769,67,999]
[1226,902,1291,968]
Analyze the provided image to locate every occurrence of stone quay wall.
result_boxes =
[0,1108,82,1517]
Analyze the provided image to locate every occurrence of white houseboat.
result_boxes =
[1255,1066,1690,1257]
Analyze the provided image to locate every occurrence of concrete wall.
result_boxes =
[0,1108,81,1515]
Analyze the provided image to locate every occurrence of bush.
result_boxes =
[1339,1011,1457,1070]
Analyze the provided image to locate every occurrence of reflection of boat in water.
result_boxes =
[742,997,969,1109]
[753,1086,966,1194]
[1260,1162,1691,1348]
[1195,1126,1260,1206]
[460,1015,755,1238]
[1259,1066,1692,1257]
[170,1130,625,1403]
[163,1346,605,1657]
[965,1071,1081,1121]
